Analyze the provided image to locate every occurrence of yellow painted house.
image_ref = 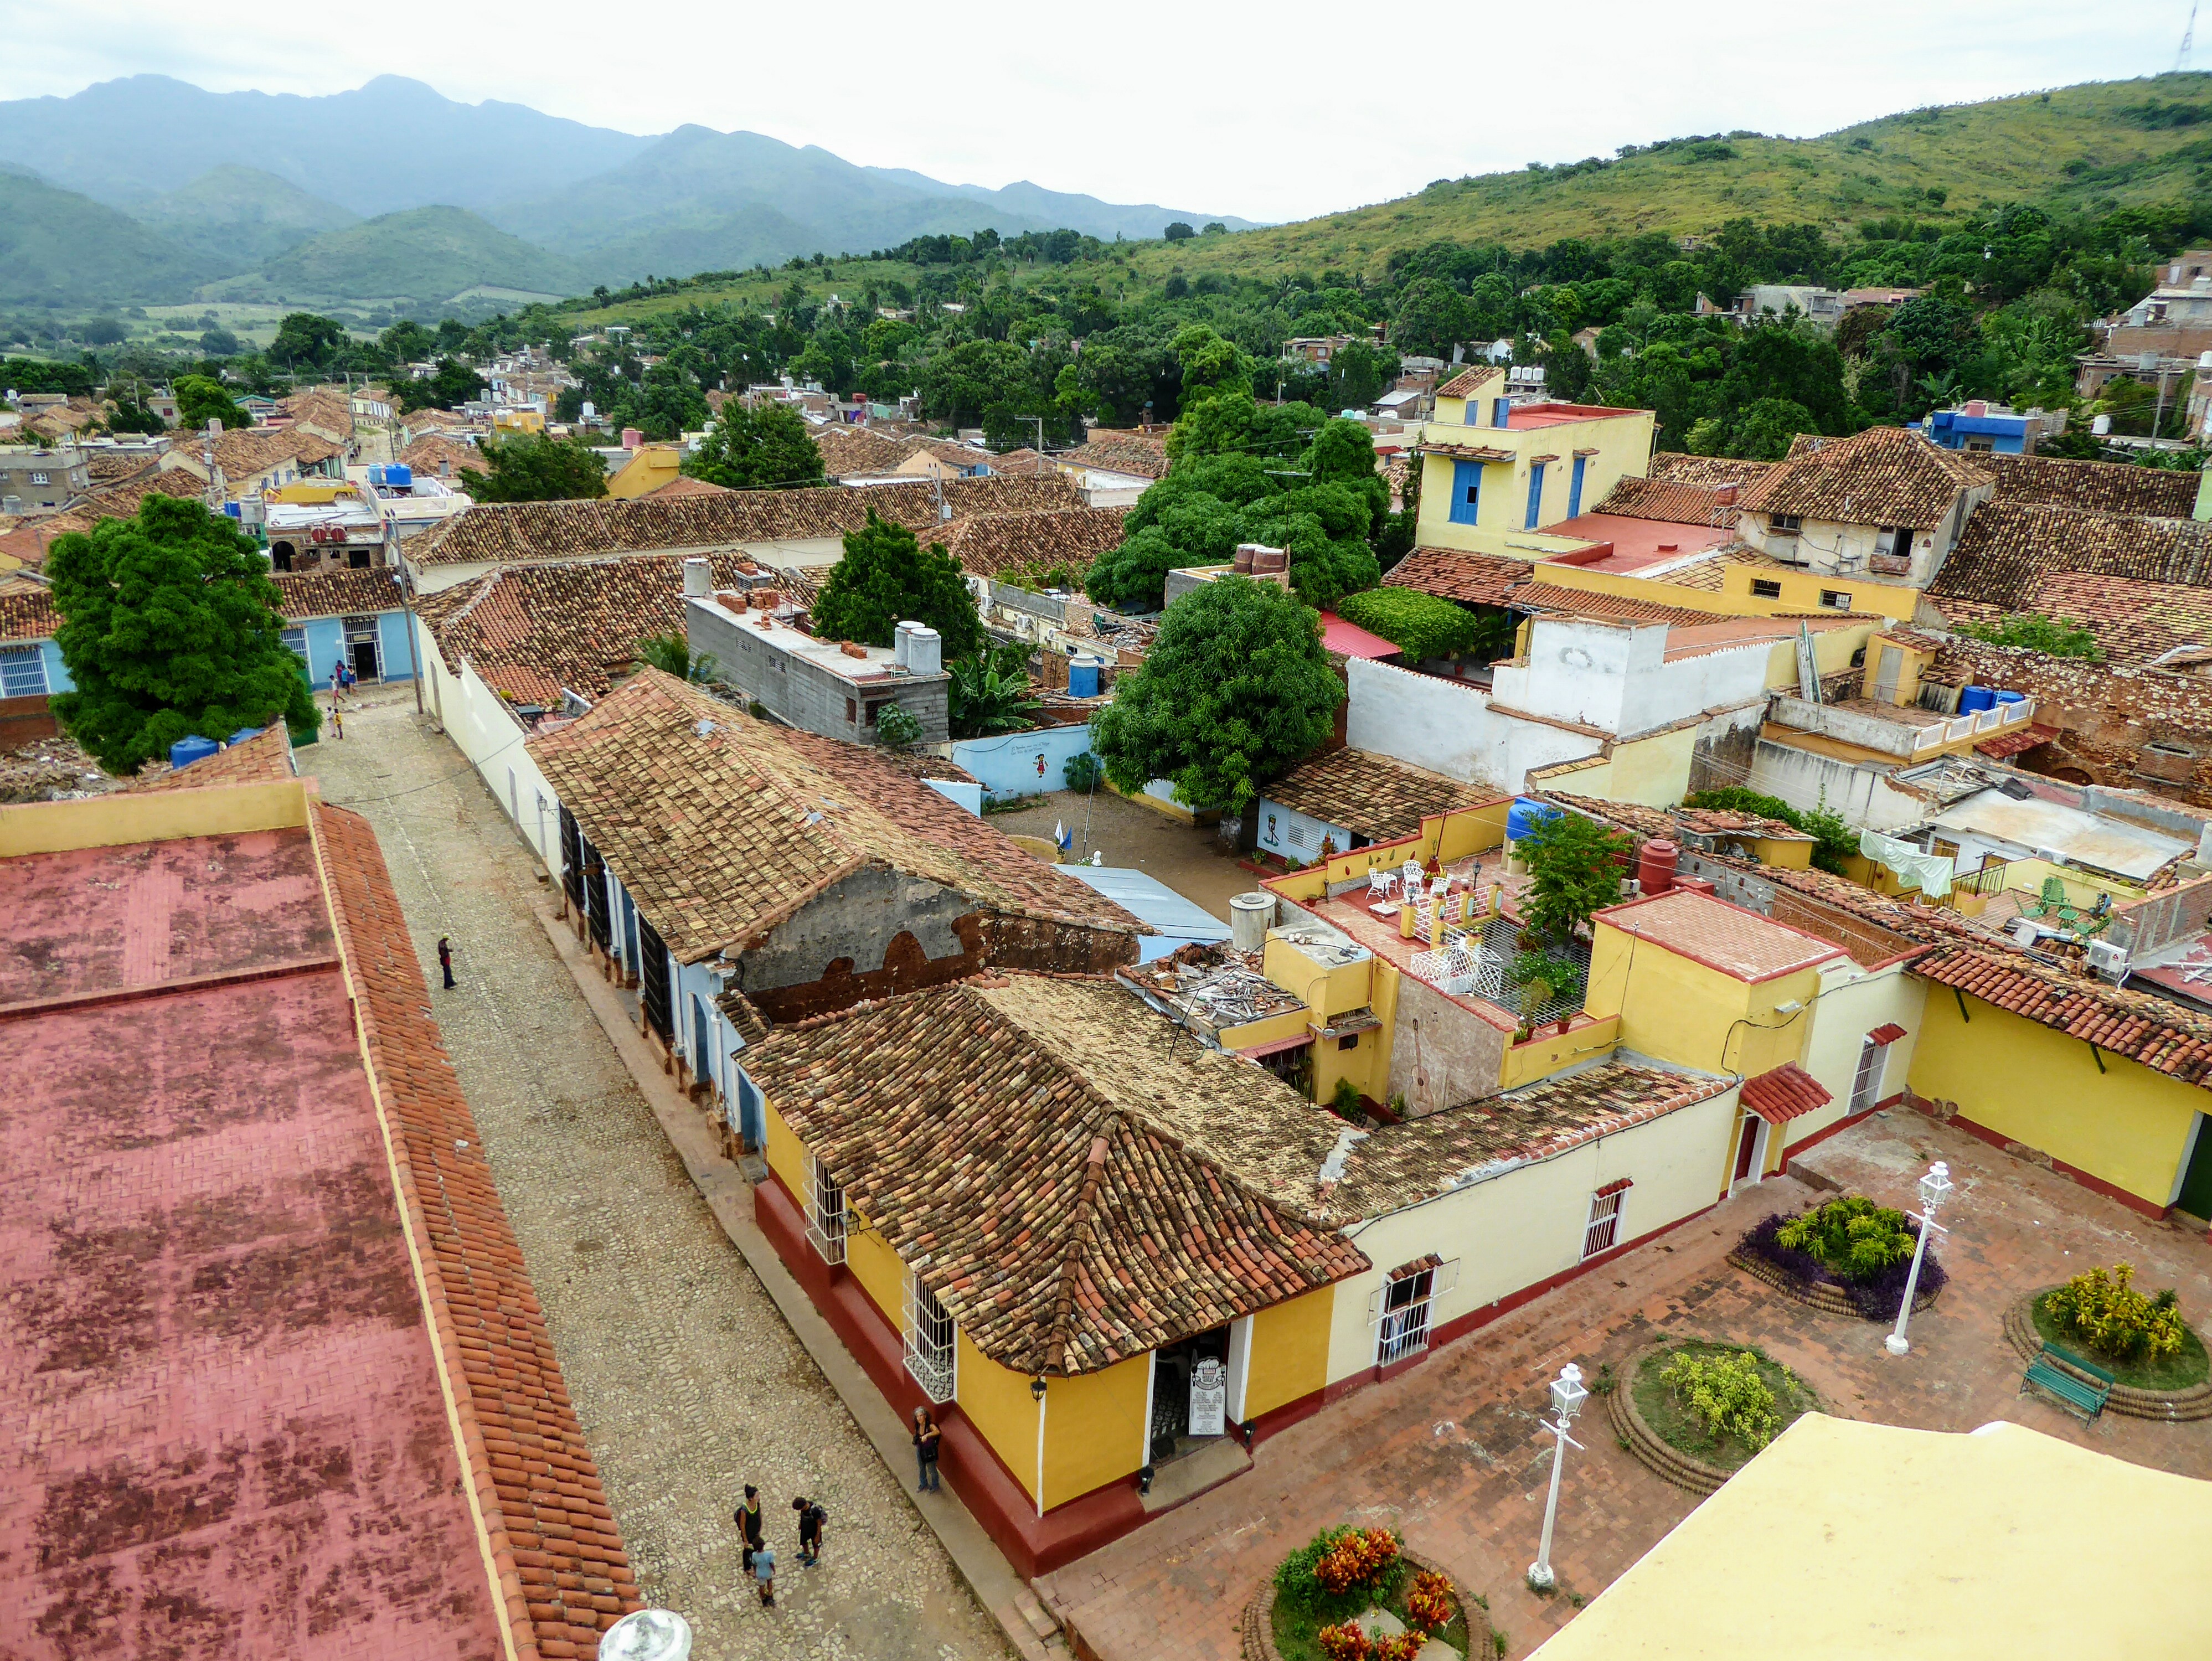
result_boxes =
[605,443,684,499]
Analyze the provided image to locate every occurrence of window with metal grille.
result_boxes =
[1368,1257,1460,1367]
[804,1152,847,1265]
[0,646,49,698]
[903,1271,956,1402]
[1582,1183,1629,1260]
[1848,1034,1887,1114]
[1749,579,1782,600]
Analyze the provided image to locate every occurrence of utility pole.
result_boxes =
[2180,2,2198,72]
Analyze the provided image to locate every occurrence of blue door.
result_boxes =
[1568,456,1587,519]
[692,994,715,1095]
[736,1070,765,1149]
[1448,461,1482,525]
[1492,397,1512,428]
[1525,463,1547,529]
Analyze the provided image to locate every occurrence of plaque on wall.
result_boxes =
[1188,1357,1226,1437]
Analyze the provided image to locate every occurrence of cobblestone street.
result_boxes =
[298,687,1006,1661]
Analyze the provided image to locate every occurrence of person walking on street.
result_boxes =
[329,701,344,741]
[912,1407,941,1493]
[752,1540,776,1608]
[735,1485,765,1579]
[792,1495,826,1566]
[437,936,456,989]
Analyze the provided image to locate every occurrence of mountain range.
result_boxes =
[0,75,1255,309]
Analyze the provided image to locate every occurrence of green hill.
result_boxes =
[132,165,358,273]
[1133,73,2212,280]
[248,205,584,302]
[0,171,217,303]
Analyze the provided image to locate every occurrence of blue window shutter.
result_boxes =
[1449,461,1482,524]
[1493,398,1510,428]
[1525,463,1546,529]
[1569,456,1586,518]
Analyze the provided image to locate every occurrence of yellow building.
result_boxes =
[491,407,546,435]
[605,443,684,498]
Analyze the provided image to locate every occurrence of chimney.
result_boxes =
[682,557,711,599]
[906,626,942,676]
[1715,483,1737,506]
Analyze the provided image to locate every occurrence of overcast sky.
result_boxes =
[1,3,2194,222]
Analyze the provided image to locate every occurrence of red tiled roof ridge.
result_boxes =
[311,801,638,1656]
[1738,425,1989,530]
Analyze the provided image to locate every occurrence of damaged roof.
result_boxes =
[1262,747,1496,844]
[1738,426,1989,530]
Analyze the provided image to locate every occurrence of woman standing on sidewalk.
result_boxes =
[912,1407,941,1492]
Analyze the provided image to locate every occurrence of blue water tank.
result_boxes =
[1068,661,1101,698]
[385,463,411,488]
[1957,686,1997,715]
[367,464,386,486]
[1507,797,1561,843]
[170,735,218,770]
[1994,689,2027,705]
[227,726,264,747]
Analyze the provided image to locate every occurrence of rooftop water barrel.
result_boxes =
[1068,661,1101,698]
[367,464,387,486]
[1230,892,1276,952]
[385,463,411,487]
[1994,690,2027,705]
[226,726,263,747]
[169,735,218,770]
[1507,797,1560,843]
[1958,686,1997,715]
[1636,838,1679,897]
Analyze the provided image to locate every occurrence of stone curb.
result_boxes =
[1240,1546,1487,1661]
[1605,1344,1731,1497]
[2002,1293,2212,1423]
[1726,1247,1937,1321]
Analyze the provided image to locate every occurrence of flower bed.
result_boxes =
[1729,1199,1945,1322]
[1245,1530,1484,1661]
[1610,1340,1816,1493]
[2002,1291,2212,1422]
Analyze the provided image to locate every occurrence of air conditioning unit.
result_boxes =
[2085,939,2130,980]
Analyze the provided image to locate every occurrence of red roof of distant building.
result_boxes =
[1741,1063,1832,1124]
[1318,610,1404,659]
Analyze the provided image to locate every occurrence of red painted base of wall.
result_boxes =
[1901,1093,2170,1220]
[754,1173,1146,1577]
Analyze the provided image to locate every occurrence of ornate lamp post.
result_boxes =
[1527,1362,1588,1592]
[1886,1160,1953,1357]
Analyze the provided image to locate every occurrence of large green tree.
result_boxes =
[471,432,609,502]
[810,511,983,659]
[397,355,488,414]
[173,373,249,430]
[268,311,348,372]
[1089,577,1341,813]
[684,402,826,491]
[47,496,321,774]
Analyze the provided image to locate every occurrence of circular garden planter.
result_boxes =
[2002,1293,2212,1423]
[1242,1546,1491,1661]
[1727,1246,1939,1320]
[1608,1340,1818,1496]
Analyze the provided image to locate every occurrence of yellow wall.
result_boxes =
[762,1094,807,1203]
[1040,1355,1149,1506]
[958,1334,1042,1503]
[1499,1014,1623,1090]
[607,445,683,498]
[1244,1286,1336,1419]
[842,1210,906,1326]
[0,777,311,855]
[1411,409,1657,556]
[1909,985,2204,1208]
[1718,563,1920,622]
[1586,918,1822,1081]
[1266,937,1373,1022]
[1219,1008,1312,1052]
[1604,725,1700,807]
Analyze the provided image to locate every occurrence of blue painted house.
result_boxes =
[1916,402,2066,456]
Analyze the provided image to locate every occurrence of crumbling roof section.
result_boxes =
[1737,426,1989,530]
[1263,747,1494,844]
[1382,545,1532,606]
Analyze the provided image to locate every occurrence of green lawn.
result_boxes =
[2030,1290,2210,1392]
[1632,1342,1818,1474]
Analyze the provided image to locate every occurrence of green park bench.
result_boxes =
[2020,1340,2115,1423]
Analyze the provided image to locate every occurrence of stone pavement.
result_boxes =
[1038,1110,2212,1660]
[297,688,1006,1661]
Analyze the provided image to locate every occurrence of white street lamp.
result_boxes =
[1527,1362,1589,1592]
[1886,1160,1953,1357]
[601,1609,693,1661]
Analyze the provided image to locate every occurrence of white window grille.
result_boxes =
[1367,1257,1460,1366]
[903,1270,956,1402]
[1582,1183,1630,1260]
[803,1151,847,1265]
[1848,1035,1886,1115]
[0,645,49,698]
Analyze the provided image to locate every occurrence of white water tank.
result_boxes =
[1230,891,1275,952]
[682,557,711,599]
[906,626,942,675]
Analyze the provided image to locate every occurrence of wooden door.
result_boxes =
[1734,1114,1760,1183]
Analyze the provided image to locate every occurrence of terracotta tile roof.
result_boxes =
[398,431,488,481]
[812,426,914,477]
[1977,451,2201,518]
[1327,1058,1737,1216]
[1915,944,2212,1086]
[938,505,1131,580]
[1741,1062,1831,1124]
[716,987,773,1046]
[644,473,736,498]
[1925,502,2212,647]
[164,424,342,482]
[1597,889,1845,981]
[1673,806,1813,842]
[123,726,295,791]
[1383,545,1532,606]
[404,474,1082,567]
[84,449,154,483]
[1437,365,1505,399]
[1508,581,1723,626]
[1868,1021,1909,1044]
[1646,452,1778,488]
[0,584,58,641]
[1737,427,1989,530]
[415,550,778,704]
[43,463,203,535]
[527,669,1143,963]
[314,801,640,1654]
[1262,746,1493,843]
[741,973,1369,1375]
[1415,440,1518,464]
[274,565,407,619]
[280,388,356,441]
[1593,476,1744,527]
[1060,436,1170,480]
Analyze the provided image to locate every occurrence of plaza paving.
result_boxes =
[1038,1111,2212,1659]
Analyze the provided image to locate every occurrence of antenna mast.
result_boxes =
[2183,2,2199,73]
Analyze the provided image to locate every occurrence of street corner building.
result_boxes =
[0,769,639,1657]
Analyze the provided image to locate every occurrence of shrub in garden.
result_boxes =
[1739,1209,1947,1320]
[1318,1622,1370,1661]
[2046,1263,2187,1363]
[1775,1194,1916,1281]
[1661,1348,1782,1451]
[1316,1527,1400,1596]
[1404,1570,1457,1634]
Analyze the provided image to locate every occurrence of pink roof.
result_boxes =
[1318,611,1403,659]
[1539,510,1734,573]
[1597,888,1845,982]
[1505,402,1646,429]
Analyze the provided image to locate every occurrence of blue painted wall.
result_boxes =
[951,724,1096,799]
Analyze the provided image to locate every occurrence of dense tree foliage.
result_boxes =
[1089,578,1343,813]
[47,496,321,773]
[173,373,248,429]
[810,512,984,661]
[683,401,826,491]
[470,432,609,502]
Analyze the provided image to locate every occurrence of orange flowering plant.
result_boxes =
[1314,1527,1401,1596]
[1403,1569,1457,1635]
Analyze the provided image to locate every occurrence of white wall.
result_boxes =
[416,618,561,870]
[1491,617,1773,741]
[1257,800,1352,862]
[1347,656,1602,793]
[1323,1082,1738,1384]
[1746,739,1931,831]
[1786,964,1926,1152]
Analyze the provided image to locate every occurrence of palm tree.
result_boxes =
[632,633,720,684]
